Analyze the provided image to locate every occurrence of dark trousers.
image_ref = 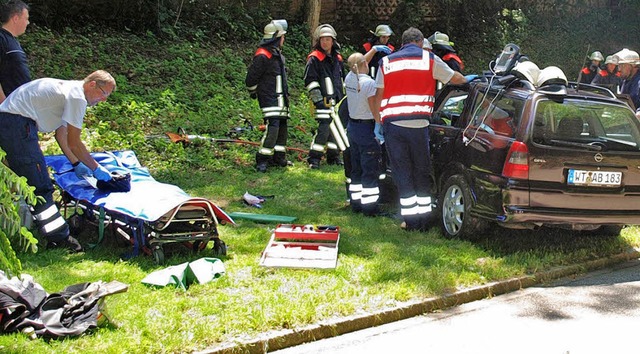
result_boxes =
[308,119,340,162]
[383,121,432,229]
[256,117,288,164]
[0,113,69,241]
[347,120,380,214]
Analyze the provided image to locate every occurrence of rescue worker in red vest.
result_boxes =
[374,27,467,231]
[591,55,621,92]
[245,20,290,173]
[579,51,603,84]
[428,31,464,73]
[304,24,347,169]
[361,24,394,79]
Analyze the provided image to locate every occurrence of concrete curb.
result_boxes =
[196,248,640,354]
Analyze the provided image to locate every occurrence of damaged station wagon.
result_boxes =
[429,45,640,238]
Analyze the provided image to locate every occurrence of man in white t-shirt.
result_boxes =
[0,70,116,252]
[344,53,381,216]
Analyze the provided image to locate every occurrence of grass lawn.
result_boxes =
[2,160,639,354]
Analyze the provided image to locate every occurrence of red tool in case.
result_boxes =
[259,224,340,269]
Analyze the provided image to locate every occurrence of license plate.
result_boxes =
[567,169,622,186]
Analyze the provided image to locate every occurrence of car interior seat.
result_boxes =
[556,117,584,139]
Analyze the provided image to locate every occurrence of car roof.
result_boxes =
[469,78,629,107]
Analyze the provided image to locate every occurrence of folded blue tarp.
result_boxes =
[44,150,233,224]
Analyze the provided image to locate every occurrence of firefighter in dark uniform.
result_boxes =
[614,48,640,117]
[429,31,464,73]
[361,24,394,79]
[374,28,467,231]
[579,51,604,84]
[304,24,347,169]
[591,55,621,91]
[246,20,290,173]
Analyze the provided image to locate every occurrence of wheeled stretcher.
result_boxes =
[44,150,234,264]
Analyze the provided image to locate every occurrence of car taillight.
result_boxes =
[502,141,529,179]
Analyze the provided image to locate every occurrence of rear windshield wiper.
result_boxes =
[548,139,602,151]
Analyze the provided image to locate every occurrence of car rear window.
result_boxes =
[470,92,523,138]
[532,99,640,151]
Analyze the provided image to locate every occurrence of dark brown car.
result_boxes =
[430,76,640,238]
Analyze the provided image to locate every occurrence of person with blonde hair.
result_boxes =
[0,70,116,252]
[344,52,381,215]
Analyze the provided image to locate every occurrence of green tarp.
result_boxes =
[141,257,225,290]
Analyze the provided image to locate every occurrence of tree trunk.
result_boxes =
[307,0,321,45]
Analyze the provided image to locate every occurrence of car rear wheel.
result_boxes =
[439,175,485,239]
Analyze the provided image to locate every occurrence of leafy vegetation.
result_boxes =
[1,3,640,352]
[0,149,39,276]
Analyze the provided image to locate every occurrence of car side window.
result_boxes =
[470,92,521,138]
[433,89,468,126]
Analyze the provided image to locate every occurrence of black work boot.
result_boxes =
[327,156,343,166]
[308,159,320,169]
[256,161,268,173]
[47,235,84,253]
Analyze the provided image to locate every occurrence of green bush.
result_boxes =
[0,149,39,276]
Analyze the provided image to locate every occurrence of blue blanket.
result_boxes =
[45,150,233,224]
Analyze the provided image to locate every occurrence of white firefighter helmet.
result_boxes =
[372,24,393,37]
[589,51,604,62]
[272,19,288,32]
[512,60,541,84]
[263,21,286,40]
[536,66,568,87]
[604,55,618,65]
[613,48,640,65]
[429,31,450,46]
[422,38,432,50]
[314,24,337,40]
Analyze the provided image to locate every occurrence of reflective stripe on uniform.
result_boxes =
[315,109,332,120]
[306,81,320,91]
[349,183,363,201]
[259,147,274,155]
[42,215,66,234]
[361,186,380,205]
[311,143,326,152]
[274,145,286,152]
[324,77,334,96]
[34,204,58,221]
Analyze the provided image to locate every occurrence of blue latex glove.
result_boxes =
[73,162,93,179]
[373,45,392,55]
[92,165,111,182]
[464,74,479,82]
[374,123,384,144]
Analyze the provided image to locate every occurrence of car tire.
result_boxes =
[439,174,486,239]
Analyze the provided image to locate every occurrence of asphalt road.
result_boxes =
[272,258,640,354]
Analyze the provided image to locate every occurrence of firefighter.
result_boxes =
[344,52,381,215]
[614,48,640,117]
[428,31,464,73]
[579,51,604,84]
[0,70,116,252]
[304,24,347,169]
[374,28,467,231]
[246,20,290,173]
[591,55,621,92]
[361,24,394,79]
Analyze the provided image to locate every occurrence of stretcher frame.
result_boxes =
[46,151,232,264]
[58,191,228,264]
